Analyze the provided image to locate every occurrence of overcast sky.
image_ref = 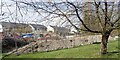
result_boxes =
[0,0,119,28]
[0,0,80,28]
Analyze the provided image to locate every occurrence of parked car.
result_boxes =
[21,33,34,41]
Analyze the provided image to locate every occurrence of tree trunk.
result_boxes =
[100,31,111,54]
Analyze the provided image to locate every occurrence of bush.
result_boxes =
[2,36,29,53]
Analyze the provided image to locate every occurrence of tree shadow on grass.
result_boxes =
[92,42,101,44]
[106,51,119,56]
[100,51,119,58]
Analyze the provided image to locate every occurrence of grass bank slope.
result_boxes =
[4,40,118,58]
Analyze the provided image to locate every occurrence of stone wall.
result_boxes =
[7,35,115,55]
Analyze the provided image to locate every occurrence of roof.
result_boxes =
[0,22,28,28]
[30,24,47,30]
[0,22,47,31]
[50,25,69,32]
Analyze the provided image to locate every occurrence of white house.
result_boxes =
[0,24,3,32]
[0,24,3,40]
[47,25,70,37]
[70,27,78,34]
[47,25,55,32]
[29,24,47,34]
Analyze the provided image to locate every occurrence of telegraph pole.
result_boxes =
[15,0,19,56]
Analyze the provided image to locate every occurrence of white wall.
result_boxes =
[0,24,3,32]
[29,24,35,33]
[70,27,77,33]
[47,26,54,32]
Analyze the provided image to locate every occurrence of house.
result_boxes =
[0,22,32,36]
[70,27,78,34]
[0,24,3,40]
[0,24,3,32]
[0,22,15,36]
[29,24,47,40]
[47,25,70,37]
[29,24,47,34]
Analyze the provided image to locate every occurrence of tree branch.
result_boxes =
[94,1,104,31]
[67,2,101,33]
[53,3,80,32]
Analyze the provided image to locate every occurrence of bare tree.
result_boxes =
[15,0,120,54]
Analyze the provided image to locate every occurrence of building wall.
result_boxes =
[0,24,3,40]
[47,26,70,37]
[1,23,32,35]
[29,25,35,33]
[14,25,32,33]
[0,24,3,32]
[47,26,54,33]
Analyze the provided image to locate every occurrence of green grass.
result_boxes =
[3,40,119,58]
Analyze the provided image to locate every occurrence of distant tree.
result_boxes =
[15,0,120,54]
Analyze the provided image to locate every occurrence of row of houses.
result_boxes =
[0,22,78,40]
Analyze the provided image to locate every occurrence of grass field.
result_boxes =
[3,40,119,58]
